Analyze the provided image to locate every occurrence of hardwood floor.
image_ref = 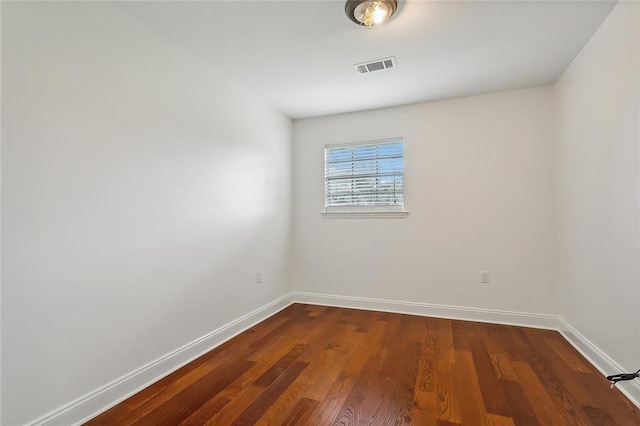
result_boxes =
[85,304,640,425]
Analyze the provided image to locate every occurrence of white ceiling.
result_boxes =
[120,1,616,119]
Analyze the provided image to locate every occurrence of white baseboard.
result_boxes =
[558,317,640,408]
[24,292,640,425]
[293,292,640,409]
[27,294,294,426]
[291,291,560,330]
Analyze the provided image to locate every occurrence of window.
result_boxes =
[324,138,406,216]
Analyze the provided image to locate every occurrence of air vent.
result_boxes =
[354,56,397,74]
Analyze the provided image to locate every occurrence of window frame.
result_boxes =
[322,137,408,219]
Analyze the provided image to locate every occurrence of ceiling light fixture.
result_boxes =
[345,0,398,28]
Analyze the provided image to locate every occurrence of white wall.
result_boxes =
[1,3,291,425]
[555,1,640,372]
[292,87,557,315]
[0,2,3,422]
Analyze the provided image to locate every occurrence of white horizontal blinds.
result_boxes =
[324,140,404,209]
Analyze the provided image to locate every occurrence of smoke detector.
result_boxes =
[354,56,397,74]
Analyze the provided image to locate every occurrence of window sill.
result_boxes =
[321,211,409,219]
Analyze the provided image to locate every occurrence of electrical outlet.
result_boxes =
[256,271,262,284]
[481,270,490,284]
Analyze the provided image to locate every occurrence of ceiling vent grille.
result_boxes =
[354,56,397,74]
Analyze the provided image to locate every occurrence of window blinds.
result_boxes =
[324,139,404,210]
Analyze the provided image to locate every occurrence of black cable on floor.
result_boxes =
[606,369,640,388]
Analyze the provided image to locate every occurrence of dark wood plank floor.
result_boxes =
[86,304,640,425]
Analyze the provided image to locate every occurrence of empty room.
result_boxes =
[2,0,640,425]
